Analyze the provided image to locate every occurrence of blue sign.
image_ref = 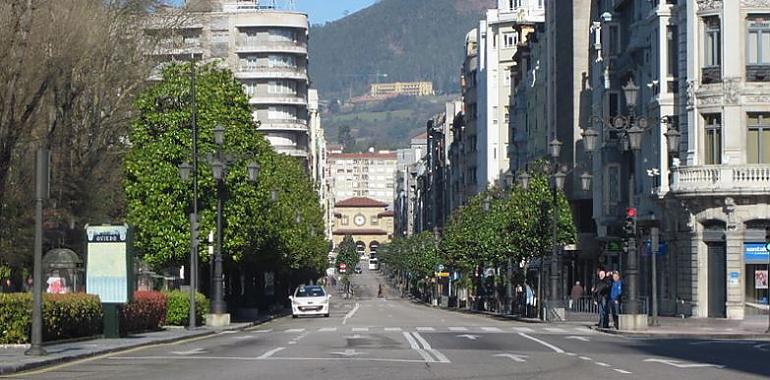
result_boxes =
[745,243,770,264]
[642,240,667,257]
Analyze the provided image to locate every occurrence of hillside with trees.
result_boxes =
[309,0,494,99]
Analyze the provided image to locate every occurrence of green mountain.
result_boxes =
[308,0,495,99]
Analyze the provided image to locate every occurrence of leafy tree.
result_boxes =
[337,125,355,152]
[336,235,358,269]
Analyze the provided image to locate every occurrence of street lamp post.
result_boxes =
[26,149,49,356]
[518,140,592,321]
[580,76,682,329]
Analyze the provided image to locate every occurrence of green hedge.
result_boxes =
[120,291,167,336]
[0,293,103,344]
[163,290,209,326]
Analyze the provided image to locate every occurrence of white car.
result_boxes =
[290,285,330,318]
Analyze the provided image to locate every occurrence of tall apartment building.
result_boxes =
[475,0,545,193]
[327,151,398,206]
[369,81,435,97]
[307,89,333,239]
[394,133,427,237]
[148,0,313,160]
[455,30,480,205]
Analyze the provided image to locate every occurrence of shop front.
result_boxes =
[744,242,769,316]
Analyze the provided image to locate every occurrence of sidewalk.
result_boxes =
[598,315,770,340]
[0,312,286,376]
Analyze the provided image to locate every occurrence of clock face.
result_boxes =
[354,214,366,226]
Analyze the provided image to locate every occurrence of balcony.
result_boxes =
[235,67,308,81]
[258,118,308,132]
[273,145,308,158]
[235,41,307,55]
[248,95,307,106]
[701,66,722,84]
[671,164,770,197]
[746,65,770,82]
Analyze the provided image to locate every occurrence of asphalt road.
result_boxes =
[9,265,770,380]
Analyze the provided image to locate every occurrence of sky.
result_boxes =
[172,1,378,25]
[295,0,377,25]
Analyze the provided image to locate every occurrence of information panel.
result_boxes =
[86,225,131,304]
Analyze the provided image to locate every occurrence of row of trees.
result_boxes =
[125,63,328,275]
[380,169,576,293]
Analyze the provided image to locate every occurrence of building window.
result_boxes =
[503,32,518,48]
[605,24,620,57]
[748,17,770,65]
[703,114,722,165]
[268,79,297,95]
[704,17,721,67]
[605,164,620,209]
[243,82,258,97]
[747,113,770,163]
[268,106,297,120]
[342,215,349,225]
[667,25,679,77]
[268,54,296,68]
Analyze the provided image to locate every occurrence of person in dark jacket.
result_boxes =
[592,270,611,328]
[609,271,624,329]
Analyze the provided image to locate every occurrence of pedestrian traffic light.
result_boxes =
[623,207,637,237]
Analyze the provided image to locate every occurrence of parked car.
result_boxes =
[354,266,363,274]
[289,285,330,318]
[368,258,379,271]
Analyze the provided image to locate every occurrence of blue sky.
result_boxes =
[295,0,376,25]
[172,1,377,25]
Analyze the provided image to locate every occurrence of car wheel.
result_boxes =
[292,314,298,319]
[324,313,330,318]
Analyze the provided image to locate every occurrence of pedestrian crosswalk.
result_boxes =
[279,326,595,335]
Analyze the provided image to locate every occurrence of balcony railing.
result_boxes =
[701,66,722,84]
[746,65,770,82]
[671,164,770,196]
[248,95,307,106]
[235,41,307,54]
[235,66,307,80]
[258,118,308,131]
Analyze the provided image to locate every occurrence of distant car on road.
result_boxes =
[354,265,362,274]
[289,285,330,318]
[368,258,379,271]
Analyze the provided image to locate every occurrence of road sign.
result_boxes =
[339,263,347,273]
[435,272,450,278]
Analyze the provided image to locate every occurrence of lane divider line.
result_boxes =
[614,369,632,374]
[517,332,565,354]
[257,347,285,359]
[412,332,450,363]
[342,302,360,325]
[402,332,435,363]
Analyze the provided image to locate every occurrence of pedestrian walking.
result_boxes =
[569,281,584,310]
[592,270,611,328]
[609,271,624,329]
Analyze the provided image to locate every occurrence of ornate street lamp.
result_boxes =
[664,125,681,154]
[179,162,193,182]
[213,125,225,146]
[622,77,639,111]
[627,125,644,151]
[549,138,563,159]
[580,172,593,192]
[581,127,600,154]
[247,161,260,183]
[553,170,567,190]
[518,171,531,190]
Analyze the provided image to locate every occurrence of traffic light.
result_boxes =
[190,213,200,248]
[623,207,637,237]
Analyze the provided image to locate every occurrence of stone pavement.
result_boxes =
[599,315,770,339]
[0,313,286,376]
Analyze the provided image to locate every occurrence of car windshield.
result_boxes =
[295,286,325,297]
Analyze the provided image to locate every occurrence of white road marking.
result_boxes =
[544,328,568,333]
[219,330,238,334]
[564,352,577,356]
[416,327,435,332]
[754,343,770,352]
[318,327,337,332]
[517,332,565,353]
[257,347,285,359]
[689,340,756,345]
[456,334,480,340]
[352,327,369,332]
[448,327,468,332]
[252,329,272,333]
[233,336,255,340]
[596,362,611,367]
[342,302,360,325]
[284,328,305,333]
[384,327,402,331]
[330,349,366,357]
[493,353,528,362]
[112,356,431,364]
[481,327,502,332]
[565,336,591,342]
[412,332,450,363]
[512,327,535,333]
[643,358,725,368]
[170,348,206,355]
[579,356,592,361]
[614,369,632,374]
[403,331,435,363]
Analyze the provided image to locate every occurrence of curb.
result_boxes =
[593,327,770,340]
[407,297,547,324]
[0,312,288,376]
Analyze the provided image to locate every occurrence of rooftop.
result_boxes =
[328,152,397,160]
[335,197,389,208]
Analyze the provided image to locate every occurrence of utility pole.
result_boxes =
[650,227,660,326]
[26,149,49,357]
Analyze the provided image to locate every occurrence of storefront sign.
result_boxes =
[729,271,740,286]
[86,225,132,304]
[744,243,770,264]
[756,270,768,290]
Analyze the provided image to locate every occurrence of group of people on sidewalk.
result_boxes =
[591,269,624,329]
